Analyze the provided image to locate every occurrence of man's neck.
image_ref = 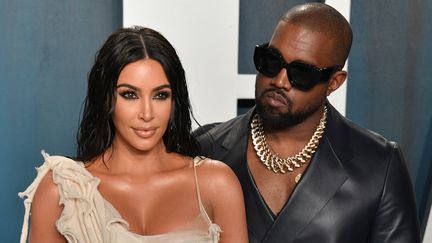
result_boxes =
[263,105,326,158]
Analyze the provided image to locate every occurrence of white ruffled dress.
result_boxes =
[19,152,221,243]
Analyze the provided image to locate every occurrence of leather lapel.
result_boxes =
[216,109,276,242]
[263,105,350,243]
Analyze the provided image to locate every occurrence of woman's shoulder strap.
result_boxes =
[192,157,214,225]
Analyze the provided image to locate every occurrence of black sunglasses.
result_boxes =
[253,43,341,91]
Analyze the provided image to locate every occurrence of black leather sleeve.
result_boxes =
[369,143,421,243]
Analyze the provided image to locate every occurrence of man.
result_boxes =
[196,3,420,243]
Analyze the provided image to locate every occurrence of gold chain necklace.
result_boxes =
[251,106,327,174]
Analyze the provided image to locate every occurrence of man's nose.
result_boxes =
[270,68,292,90]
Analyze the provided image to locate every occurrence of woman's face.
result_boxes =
[112,59,172,153]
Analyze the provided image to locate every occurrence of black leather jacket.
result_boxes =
[196,103,420,243]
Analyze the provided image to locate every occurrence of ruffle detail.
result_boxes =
[19,151,129,243]
[49,154,104,243]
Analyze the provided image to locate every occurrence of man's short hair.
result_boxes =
[281,3,353,65]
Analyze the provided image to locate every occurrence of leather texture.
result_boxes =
[196,103,421,243]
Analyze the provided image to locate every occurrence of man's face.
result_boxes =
[255,22,338,130]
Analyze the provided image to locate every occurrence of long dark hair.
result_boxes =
[76,26,200,162]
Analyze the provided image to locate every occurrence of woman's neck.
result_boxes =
[94,140,186,176]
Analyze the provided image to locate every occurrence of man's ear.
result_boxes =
[326,70,347,96]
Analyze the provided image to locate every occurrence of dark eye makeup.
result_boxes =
[154,90,171,100]
[118,90,138,99]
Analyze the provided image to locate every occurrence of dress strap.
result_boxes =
[18,151,52,243]
[193,156,213,225]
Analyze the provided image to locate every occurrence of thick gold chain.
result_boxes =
[251,106,327,174]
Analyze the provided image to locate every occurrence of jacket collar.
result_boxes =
[219,102,353,162]
[214,108,276,241]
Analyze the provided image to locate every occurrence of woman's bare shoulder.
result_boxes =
[194,157,243,196]
[194,157,248,242]
[30,171,66,243]
[32,170,63,213]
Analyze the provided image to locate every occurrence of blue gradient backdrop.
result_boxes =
[0,1,122,241]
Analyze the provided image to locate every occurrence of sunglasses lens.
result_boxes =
[254,48,282,77]
[288,62,321,90]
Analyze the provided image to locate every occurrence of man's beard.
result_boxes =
[255,88,324,130]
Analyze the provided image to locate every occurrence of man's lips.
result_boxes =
[263,90,289,107]
[132,127,156,138]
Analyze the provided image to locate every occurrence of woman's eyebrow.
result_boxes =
[116,83,140,91]
[153,84,171,91]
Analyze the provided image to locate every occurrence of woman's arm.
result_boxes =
[200,160,248,243]
[28,171,67,243]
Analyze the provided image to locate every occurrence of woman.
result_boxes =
[19,26,248,243]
